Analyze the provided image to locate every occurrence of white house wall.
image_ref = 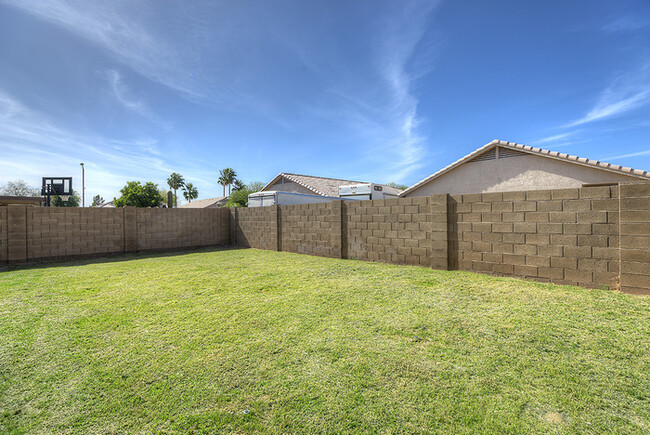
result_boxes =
[406,153,642,197]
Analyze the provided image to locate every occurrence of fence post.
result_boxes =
[0,207,7,265]
[340,201,348,259]
[429,194,449,270]
[7,205,28,264]
[328,200,344,259]
[619,183,650,295]
[123,206,137,253]
[276,205,282,252]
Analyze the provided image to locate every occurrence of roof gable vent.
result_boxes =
[498,147,526,159]
[470,148,497,162]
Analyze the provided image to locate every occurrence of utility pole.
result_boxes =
[80,162,85,207]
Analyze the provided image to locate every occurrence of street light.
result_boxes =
[80,162,85,207]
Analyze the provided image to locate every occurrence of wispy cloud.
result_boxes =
[602,149,650,160]
[531,132,577,145]
[107,70,146,114]
[565,65,650,127]
[0,88,178,200]
[1,0,203,98]
[603,15,649,32]
[301,1,440,183]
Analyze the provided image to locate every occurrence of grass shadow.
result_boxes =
[0,244,249,272]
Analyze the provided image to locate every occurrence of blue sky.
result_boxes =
[1,0,649,203]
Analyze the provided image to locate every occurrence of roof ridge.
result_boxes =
[280,172,367,183]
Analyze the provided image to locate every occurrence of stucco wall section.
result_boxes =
[407,153,642,196]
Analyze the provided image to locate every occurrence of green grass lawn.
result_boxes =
[1,248,649,434]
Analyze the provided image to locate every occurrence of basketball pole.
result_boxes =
[80,162,85,207]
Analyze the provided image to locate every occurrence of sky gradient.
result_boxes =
[1,0,649,203]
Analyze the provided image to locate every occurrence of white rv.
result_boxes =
[338,183,401,201]
[248,191,345,207]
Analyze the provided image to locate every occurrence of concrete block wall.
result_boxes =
[281,201,342,258]
[137,208,229,251]
[448,185,621,289]
[346,195,447,268]
[231,206,278,251]
[2,184,648,295]
[27,208,124,261]
[0,206,229,265]
[620,183,650,295]
[0,207,7,264]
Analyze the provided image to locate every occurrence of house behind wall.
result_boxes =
[403,140,650,197]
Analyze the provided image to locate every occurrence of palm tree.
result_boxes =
[218,171,228,197]
[183,183,198,203]
[167,173,185,207]
[232,179,245,191]
[219,168,237,196]
[223,168,237,195]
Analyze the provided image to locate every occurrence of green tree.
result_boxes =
[183,183,199,203]
[52,191,81,207]
[247,181,265,193]
[226,181,263,207]
[387,182,409,191]
[91,195,104,207]
[166,173,185,207]
[0,179,40,196]
[114,181,165,207]
[220,168,237,195]
[226,188,251,208]
[232,179,246,191]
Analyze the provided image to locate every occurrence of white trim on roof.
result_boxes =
[400,139,650,197]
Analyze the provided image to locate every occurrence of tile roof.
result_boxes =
[262,173,367,197]
[178,197,226,208]
[400,139,650,196]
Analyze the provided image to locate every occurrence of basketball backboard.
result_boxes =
[41,177,72,196]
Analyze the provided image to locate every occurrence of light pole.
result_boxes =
[80,163,85,207]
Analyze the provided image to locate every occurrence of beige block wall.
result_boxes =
[27,208,124,260]
[0,206,229,264]
[448,186,621,289]
[2,185,649,295]
[0,207,6,264]
[281,201,342,258]
[346,196,447,268]
[137,208,230,251]
[407,154,644,196]
[619,183,650,295]
[232,206,278,251]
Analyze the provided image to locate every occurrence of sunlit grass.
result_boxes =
[1,248,649,433]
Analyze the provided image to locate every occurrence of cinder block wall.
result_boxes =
[346,195,447,268]
[137,208,229,251]
[2,184,649,294]
[620,183,650,294]
[0,206,229,264]
[281,202,342,258]
[231,206,278,251]
[0,207,7,264]
[448,185,621,289]
[27,208,124,260]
